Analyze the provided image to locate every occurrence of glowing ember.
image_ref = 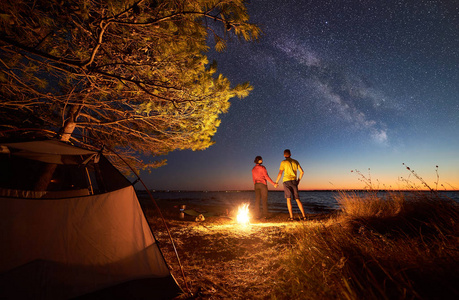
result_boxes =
[236,203,251,225]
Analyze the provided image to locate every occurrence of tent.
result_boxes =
[0,139,183,299]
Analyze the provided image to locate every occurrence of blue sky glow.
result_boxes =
[141,0,459,191]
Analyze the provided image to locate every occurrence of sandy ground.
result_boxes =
[140,197,336,299]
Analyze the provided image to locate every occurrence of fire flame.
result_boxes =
[236,203,250,225]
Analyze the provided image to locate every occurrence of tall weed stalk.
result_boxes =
[274,191,459,299]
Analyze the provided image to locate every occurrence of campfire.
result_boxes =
[236,203,251,225]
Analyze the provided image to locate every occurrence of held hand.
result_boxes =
[274,183,278,188]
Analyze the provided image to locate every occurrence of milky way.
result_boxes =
[143,0,459,191]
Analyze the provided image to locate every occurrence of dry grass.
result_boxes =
[157,221,297,299]
[141,191,459,300]
[275,191,459,300]
[142,198,332,299]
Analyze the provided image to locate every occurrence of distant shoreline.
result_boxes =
[137,189,459,193]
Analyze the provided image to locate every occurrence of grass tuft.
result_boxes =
[274,192,459,299]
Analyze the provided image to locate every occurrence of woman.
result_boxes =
[252,156,277,219]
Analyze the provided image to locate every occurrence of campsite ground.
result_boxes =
[141,197,335,300]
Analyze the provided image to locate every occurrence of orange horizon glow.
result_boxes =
[186,177,459,192]
[144,157,459,192]
[208,167,459,192]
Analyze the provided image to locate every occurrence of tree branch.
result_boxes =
[0,36,85,68]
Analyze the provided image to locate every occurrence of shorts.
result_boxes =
[283,180,299,199]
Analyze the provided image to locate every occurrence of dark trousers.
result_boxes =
[254,183,269,218]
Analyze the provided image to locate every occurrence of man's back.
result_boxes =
[280,158,300,182]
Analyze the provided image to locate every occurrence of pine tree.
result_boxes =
[0,0,259,170]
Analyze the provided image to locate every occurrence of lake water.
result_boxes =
[145,190,459,215]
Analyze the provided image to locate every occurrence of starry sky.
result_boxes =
[141,0,459,191]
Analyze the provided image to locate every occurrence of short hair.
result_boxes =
[254,156,262,163]
[284,149,291,156]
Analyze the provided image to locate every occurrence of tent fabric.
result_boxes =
[1,140,97,155]
[0,140,183,299]
[0,187,90,198]
[0,186,166,273]
[1,140,97,165]
[0,186,180,299]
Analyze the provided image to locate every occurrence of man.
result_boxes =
[275,149,307,221]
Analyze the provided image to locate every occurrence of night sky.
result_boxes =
[141,0,459,191]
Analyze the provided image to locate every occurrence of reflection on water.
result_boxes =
[139,190,459,215]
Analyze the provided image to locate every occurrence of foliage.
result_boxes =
[0,0,259,170]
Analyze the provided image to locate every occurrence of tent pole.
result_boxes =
[84,167,94,195]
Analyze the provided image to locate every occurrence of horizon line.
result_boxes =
[136,189,459,193]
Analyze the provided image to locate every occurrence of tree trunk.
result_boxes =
[33,105,81,191]
[59,105,81,142]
